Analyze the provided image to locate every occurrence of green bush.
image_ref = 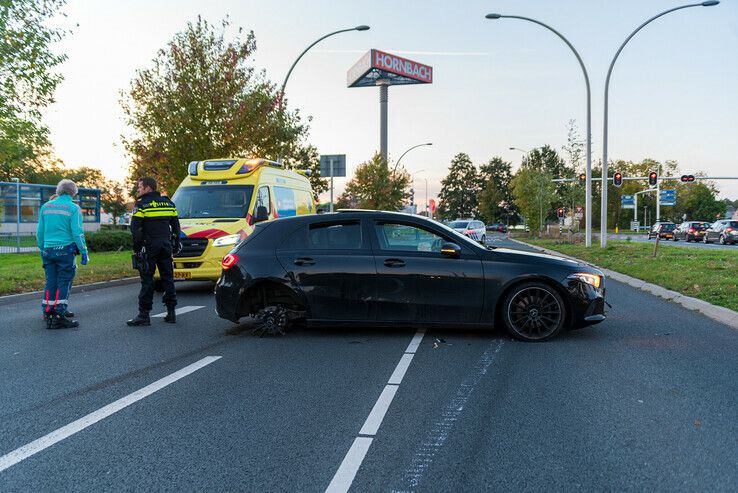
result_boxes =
[85,230,133,252]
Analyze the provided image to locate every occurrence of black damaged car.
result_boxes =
[215,211,606,342]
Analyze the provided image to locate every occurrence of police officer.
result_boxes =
[127,177,181,326]
[37,179,89,329]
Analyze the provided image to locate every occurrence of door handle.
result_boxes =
[294,257,315,266]
[384,258,405,268]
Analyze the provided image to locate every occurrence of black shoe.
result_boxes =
[50,314,79,329]
[163,307,176,324]
[126,312,151,326]
[64,310,75,318]
[43,313,53,329]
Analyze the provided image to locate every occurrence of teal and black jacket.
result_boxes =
[36,194,88,254]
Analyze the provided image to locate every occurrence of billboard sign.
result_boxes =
[348,49,433,88]
[660,189,676,206]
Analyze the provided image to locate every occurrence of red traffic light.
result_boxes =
[680,174,696,183]
[556,207,565,218]
[648,171,658,187]
[613,172,623,187]
[578,173,586,182]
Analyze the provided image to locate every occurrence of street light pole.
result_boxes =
[601,1,719,247]
[488,14,592,247]
[392,142,433,174]
[279,25,370,111]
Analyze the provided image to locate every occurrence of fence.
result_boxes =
[0,232,39,254]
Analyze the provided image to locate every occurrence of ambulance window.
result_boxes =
[255,186,271,215]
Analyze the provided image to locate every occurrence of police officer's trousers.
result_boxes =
[138,239,177,312]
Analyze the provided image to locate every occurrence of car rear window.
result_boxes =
[661,224,675,231]
[729,221,738,228]
[449,221,469,229]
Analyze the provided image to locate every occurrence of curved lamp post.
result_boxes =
[600,1,718,247]
[279,25,370,109]
[392,142,433,174]
[488,13,593,246]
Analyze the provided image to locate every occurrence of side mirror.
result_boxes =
[440,242,461,258]
[254,205,269,223]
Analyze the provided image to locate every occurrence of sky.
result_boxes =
[45,0,738,203]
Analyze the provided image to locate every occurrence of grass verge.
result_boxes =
[0,251,134,296]
[523,239,738,312]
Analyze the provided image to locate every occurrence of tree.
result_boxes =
[0,0,68,170]
[336,153,410,210]
[437,153,478,220]
[121,16,325,195]
[511,168,557,235]
[100,180,129,225]
[673,181,725,222]
[478,157,518,224]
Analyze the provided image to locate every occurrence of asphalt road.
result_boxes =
[1,236,736,492]
[606,233,737,250]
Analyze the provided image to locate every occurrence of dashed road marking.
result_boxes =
[151,305,204,318]
[0,356,222,473]
[326,330,425,493]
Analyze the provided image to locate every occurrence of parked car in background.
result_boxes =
[449,219,486,243]
[486,223,508,233]
[673,221,710,242]
[215,210,607,342]
[704,220,738,245]
[647,222,676,240]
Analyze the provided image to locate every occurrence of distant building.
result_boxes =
[0,181,101,234]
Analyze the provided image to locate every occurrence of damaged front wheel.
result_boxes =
[252,305,289,337]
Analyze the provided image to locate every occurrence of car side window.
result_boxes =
[374,222,445,253]
[308,221,362,250]
[254,186,271,215]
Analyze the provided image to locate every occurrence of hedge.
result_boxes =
[85,230,133,252]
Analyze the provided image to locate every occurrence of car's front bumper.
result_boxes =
[562,277,607,329]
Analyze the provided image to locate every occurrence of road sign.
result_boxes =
[630,221,640,231]
[660,189,676,206]
[621,195,635,209]
[319,155,346,177]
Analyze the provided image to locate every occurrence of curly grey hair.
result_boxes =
[56,179,78,197]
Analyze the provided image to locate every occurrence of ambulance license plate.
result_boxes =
[174,271,191,279]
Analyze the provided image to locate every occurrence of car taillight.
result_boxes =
[688,228,695,233]
[222,253,239,270]
[726,228,734,233]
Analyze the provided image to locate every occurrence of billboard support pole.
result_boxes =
[378,81,389,168]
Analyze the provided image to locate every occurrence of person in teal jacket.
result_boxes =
[36,179,90,329]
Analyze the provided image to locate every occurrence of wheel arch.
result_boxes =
[237,279,308,319]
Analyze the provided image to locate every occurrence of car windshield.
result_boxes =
[172,185,254,219]
[449,221,469,229]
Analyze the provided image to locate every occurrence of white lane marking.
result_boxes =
[388,353,415,385]
[326,330,425,493]
[396,340,504,490]
[359,385,399,436]
[325,437,373,493]
[404,330,426,354]
[0,356,222,473]
[151,305,204,318]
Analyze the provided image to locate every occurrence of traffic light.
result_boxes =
[578,173,586,183]
[648,171,658,187]
[556,207,565,218]
[613,172,623,187]
[680,174,696,183]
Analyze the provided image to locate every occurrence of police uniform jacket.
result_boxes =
[131,191,180,252]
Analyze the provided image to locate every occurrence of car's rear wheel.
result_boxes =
[253,305,288,337]
[503,282,566,342]
[719,235,727,245]
[481,234,486,245]
[704,235,710,244]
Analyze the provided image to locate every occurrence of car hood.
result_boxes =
[490,247,591,269]
[179,218,253,242]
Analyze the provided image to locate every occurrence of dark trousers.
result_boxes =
[41,244,77,315]
[138,239,177,312]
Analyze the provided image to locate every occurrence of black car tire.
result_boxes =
[252,305,288,337]
[686,236,691,242]
[704,235,710,244]
[481,235,486,244]
[673,236,678,241]
[720,235,727,245]
[502,282,566,342]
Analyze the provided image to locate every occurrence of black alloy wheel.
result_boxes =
[252,305,288,337]
[503,282,566,342]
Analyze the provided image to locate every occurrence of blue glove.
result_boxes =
[81,253,89,265]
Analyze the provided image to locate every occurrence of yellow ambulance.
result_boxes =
[168,158,315,281]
